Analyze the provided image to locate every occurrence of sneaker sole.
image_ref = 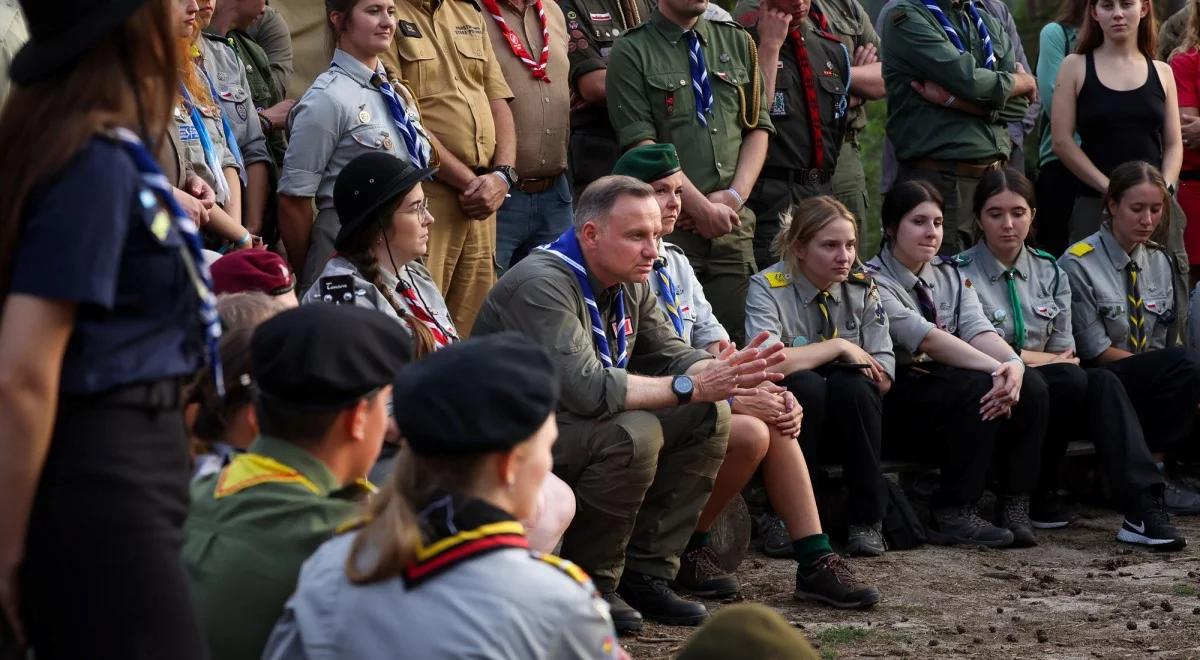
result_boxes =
[671,582,741,599]
[1030,520,1072,530]
[1116,528,1187,551]
[1165,506,1200,516]
[844,541,886,557]
[612,617,644,635]
[927,528,1014,549]
[793,588,881,610]
[640,612,709,626]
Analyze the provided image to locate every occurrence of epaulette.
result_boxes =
[934,254,966,267]
[1066,240,1095,257]
[862,261,881,272]
[846,267,873,286]
[329,477,378,502]
[334,513,372,536]
[201,31,225,43]
[404,521,528,587]
[889,7,908,25]
[1144,239,1168,252]
[213,453,320,499]
[533,552,597,592]
[954,252,973,266]
[765,271,792,288]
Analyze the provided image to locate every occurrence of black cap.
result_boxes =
[252,305,412,411]
[11,0,148,86]
[393,333,559,455]
[333,152,436,250]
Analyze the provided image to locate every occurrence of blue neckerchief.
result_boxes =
[686,30,715,126]
[113,128,224,395]
[197,64,245,168]
[181,85,231,202]
[541,229,628,368]
[371,68,432,169]
[654,259,685,337]
[921,0,995,70]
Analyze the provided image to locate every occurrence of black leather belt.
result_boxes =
[759,166,834,185]
[73,378,184,410]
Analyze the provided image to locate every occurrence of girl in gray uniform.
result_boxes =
[278,0,433,291]
[1059,160,1200,526]
[866,180,1049,549]
[960,168,1184,548]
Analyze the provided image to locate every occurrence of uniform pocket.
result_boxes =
[349,124,396,151]
[393,35,440,94]
[646,72,691,128]
[710,65,750,118]
[216,84,252,122]
[454,34,488,84]
[815,71,846,98]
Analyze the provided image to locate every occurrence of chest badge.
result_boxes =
[719,53,731,63]
[399,20,422,38]
[150,211,172,242]
[359,106,371,124]
[993,309,1006,323]
[845,317,857,331]
[791,336,809,347]
[382,135,395,150]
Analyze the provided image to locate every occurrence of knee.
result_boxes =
[827,369,880,402]
[728,414,770,465]
[1168,347,1200,385]
[540,473,577,531]
[1019,366,1050,403]
[781,369,828,406]
[610,411,666,473]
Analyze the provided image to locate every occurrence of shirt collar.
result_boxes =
[331,48,380,88]
[1097,225,1145,271]
[651,7,708,46]
[247,435,344,495]
[970,242,1029,283]
[793,271,841,304]
[880,245,932,291]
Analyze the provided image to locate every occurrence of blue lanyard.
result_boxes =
[541,229,629,368]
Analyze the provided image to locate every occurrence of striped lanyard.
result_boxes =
[180,85,232,202]
[369,69,432,169]
[685,30,715,126]
[653,259,685,336]
[481,0,552,82]
[921,0,995,70]
[542,229,629,368]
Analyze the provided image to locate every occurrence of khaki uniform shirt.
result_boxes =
[382,0,515,169]
[865,245,997,366]
[1060,226,1179,360]
[745,261,895,377]
[0,0,26,109]
[472,249,713,417]
[279,49,432,210]
[201,34,272,168]
[184,436,373,660]
[484,0,571,177]
[655,241,730,348]
[957,242,1073,353]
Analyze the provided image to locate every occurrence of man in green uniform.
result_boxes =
[879,0,1036,254]
[607,0,773,345]
[184,304,410,660]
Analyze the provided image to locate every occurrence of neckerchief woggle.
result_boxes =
[540,229,628,368]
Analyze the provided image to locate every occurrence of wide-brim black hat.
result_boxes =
[334,152,437,250]
[11,0,148,86]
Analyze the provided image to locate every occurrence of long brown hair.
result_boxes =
[1054,0,1091,28]
[1173,2,1200,57]
[0,0,178,297]
[1076,0,1157,56]
[1103,160,1169,230]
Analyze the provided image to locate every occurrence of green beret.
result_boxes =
[675,604,820,660]
[612,143,682,183]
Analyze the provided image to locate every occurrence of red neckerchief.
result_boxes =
[482,0,552,82]
[808,2,832,35]
[789,27,825,171]
[397,280,453,348]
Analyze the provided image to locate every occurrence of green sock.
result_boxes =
[687,531,711,550]
[792,533,832,568]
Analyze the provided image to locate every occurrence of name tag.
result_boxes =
[178,124,200,142]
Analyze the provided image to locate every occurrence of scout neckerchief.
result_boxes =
[788,27,825,170]
[922,0,996,70]
[653,257,685,336]
[542,229,629,368]
[817,290,839,340]
[1125,261,1148,352]
[686,29,715,126]
[368,68,432,169]
[481,0,552,82]
[181,85,232,203]
[913,279,939,325]
[397,267,454,348]
[404,496,530,587]
[195,60,245,169]
[1002,268,1027,349]
[113,127,224,394]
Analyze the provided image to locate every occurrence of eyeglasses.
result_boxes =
[399,199,431,217]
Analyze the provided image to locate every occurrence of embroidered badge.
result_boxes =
[770,90,787,116]
[399,20,422,37]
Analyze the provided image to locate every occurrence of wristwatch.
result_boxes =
[671,375,695,403]
[491,165,518,188]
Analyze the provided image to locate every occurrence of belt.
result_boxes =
[909,157,1005,179]
[514,175,560,194]
[70,377,184,410]
[759,166,834,185]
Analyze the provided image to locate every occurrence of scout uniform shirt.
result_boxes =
[745,261,896,378]
[654,240,731,348]
[262,499,619,660]
[1059,226,1179,360]
[302,256,460,342]
[206,25,288,166]
[879,0,1028,163]
[201,34,272,174]
[957,242,1073,353]
[175,85,241,206]
[279,49,431,212]
[184,435,375,660]
[865,245,997,366]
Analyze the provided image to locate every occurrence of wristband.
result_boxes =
[943,94,956,108]
[491,171,511,188]
[235,232,252,248]
[725,187,745,210]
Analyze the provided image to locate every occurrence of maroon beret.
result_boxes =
[211,249,295,296]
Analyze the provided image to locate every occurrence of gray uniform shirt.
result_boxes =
[957,242,1074,353]
[175,91,241,205]
[201,34,271,168]
[745,261,896,378]
[302,256,459,341]
[655,241,730,349]
[279,49,431,211]
[865,245,997,366]
[1059,226,1178,360]
[261,534,619,660]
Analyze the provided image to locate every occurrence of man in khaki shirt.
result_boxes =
[383,0,517,334]
[482,0,572,274]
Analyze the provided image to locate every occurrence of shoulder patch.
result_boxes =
[765,271,792,288]
[334,513,372,535]
[214,453,320,499]
[1067,241,1094,257]
[533,552,596,591]
[846,268,873,286]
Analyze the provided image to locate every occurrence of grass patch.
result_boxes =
[817,626,874,646]
[1173,583,1198,597]
[820,649,839,660]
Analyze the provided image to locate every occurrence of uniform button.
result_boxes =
[544,97,550,102]
[545,128,551,134]
[716,161,722,167]
[541,159,547,164]
[679,79,686,86]
[711,128,718,134]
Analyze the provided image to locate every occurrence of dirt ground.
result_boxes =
[623,509,1200,659]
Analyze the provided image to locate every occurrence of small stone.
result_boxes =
[901,616,909,623]
[1193,607,1200,615]
[955,624,966,634]
[1087,614,1099,622]
[1127,621,1137,630]
[1087,572,1095,578]
[1139,600,1154,609]
[1019,560,1029,566]
[1161,600,1174,612]
[1011,616,1021,622]
[1149,621,1160,630]
[973,637,983,645]
[1037,629,1049,643]
[1188,571,1197,578]
[989,625,997,633]
[997,607,1004,614]
[928,640,939,647]
[1006,633,1018,642]
[1073,588,1083,595]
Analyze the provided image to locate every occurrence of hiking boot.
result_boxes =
[845,521,886,557]
[998,495,1037,548]
[601,591,644,634]
[755,513,792,558]
[927,504,1014,548]
[675,545,740,598]
[1117,492,1188,551]
[794,553,881,610]
[1163,478,1200,515]
[1030,491,1077,529]
[618,570,709,626]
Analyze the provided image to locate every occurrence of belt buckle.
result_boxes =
[805,170,820,185]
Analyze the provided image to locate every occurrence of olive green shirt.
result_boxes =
[184,435,371,660]
[879,0,1028,162]
[606,8,774,193]
[210,27,287,166]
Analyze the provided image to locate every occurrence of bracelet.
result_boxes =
[235,232,252,248]
[943,94,957,108]
[257,108,273,132]
[491,171,511,188]
[725,187,745,209]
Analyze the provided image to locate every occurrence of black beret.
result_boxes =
[252,305,412,411]
[393,332,559,456]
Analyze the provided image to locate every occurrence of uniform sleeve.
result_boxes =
[1043,264,1076,353]
[880,3,1014,110]
[744,276,785,346]
[860,285,896,379]
[1036,23,1068,125]
[279,88,341,197]
[956,273,998,343]
[551,593,620,660]
[630,284,715,377]
[682,264,730,348]
[259,612,313,660]
[607,37,657,148]
[877,283,935,354]
[249,7,294,99]
[562,0,608,89]
[232,64,273,166]
[1060,257,1112,360]
[852,0,881,49]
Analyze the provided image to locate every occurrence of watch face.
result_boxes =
[674,376,693,394]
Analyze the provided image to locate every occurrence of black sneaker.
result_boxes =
[844,521,886,557]
[755,513,792,558]
[998,495,1038,548]
[675,545,740,598]
[1163,478,1200,515]
[927,504,1014,548]
[601,592,644,634]
[1030,491,1077,529]
[618,570,709,626]
[1118,493,1188,551]
[794,553,881,610]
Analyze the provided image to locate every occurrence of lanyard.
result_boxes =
[541,229,629,368]
[481,0,553,82]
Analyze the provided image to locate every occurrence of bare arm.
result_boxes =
[1090,345,1134,364]
[244,162,269,236]
[850,60,885,101]
[1159,60,1184,185]
[727,128,768,201]
[917,327,1002,372]
[278,194,315,276]
[222,167,242,226]
[577,69,607,104]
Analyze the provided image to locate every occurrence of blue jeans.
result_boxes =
[495,173,573,274]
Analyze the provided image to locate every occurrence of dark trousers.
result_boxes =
[1096,347,1200,454]
[884,363,1048,507]
[1032,159,1079,257]
[782,367,887,523]
[1032,363,1162,511]
[21,381,205,660]
[746,174,831,270]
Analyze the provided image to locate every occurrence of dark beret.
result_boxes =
[252,305,412,411]
[211,248,295,296]
[392,332,559,456]
[612,143,682,183]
